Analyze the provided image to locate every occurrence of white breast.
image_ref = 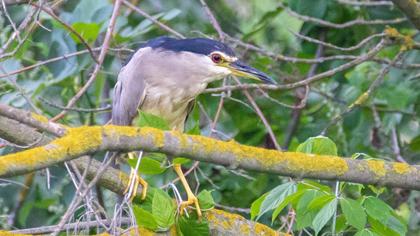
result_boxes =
[140,82,207,131]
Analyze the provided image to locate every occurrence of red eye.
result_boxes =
[211,53,223,63]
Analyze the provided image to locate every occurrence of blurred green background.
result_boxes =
[1,0,420,235]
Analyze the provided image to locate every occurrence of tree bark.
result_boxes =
[0,104,420,191]
[0,115,281,236]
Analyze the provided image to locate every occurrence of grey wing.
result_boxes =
[183,100,196,126]
[112,63,146,126]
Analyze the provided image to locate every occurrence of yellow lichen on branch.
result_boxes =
[0,231,29,236]
[384,26,415,51]
[393,162,412,174]
[367,159,386,178]
[1,125,420,190]
[30,113,50,124]
[0,126,102,176]
[206,209,284,236]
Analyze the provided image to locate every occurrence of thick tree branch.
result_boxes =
[0,105,419,190]
[391,0,420,30]
[0,104,66,136]
[0,115,280,236]
[6,209,279,235]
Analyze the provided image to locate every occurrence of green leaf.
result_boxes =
[173,157,191,165]
[47,30,78,81]
[355,229,376,236]
[133,205,158,231]
[70,22,100,43]
[367,185,386,196]
[146,153,167,162]
[197,190,215,210]
[243,7,283,40]
[152,189,176,229]
[351,153,374,160]
[340,198,366,230]
[335,214,347,234]
[312,198,337,235]
[139,157,166,175]
[409,135,420,151]
[368,216,402,236]
[296,190,323,230]
[130,157,166,175]
[186,123,201,135]
[296,136,338,156]
[300,180,332,193]
[250,192,268,220]
[307,194,334,211]
[177,215,210,236]
[387,216,407,236]
[289,0,327,19]
[127,154,167,176]
[185,100,200,135]
[70,0,111,23]
[34,198,56,208]
[18,201,33,226]
[257,182,296,220]
[272,189,305,222]
[364,197,391,222]
[138,187,157,211]
[395,203,410,225]
[135,111,170,130]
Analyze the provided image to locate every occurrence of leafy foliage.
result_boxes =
[0,0,419,235]
[132,187,214,233]
[251,136,407,235]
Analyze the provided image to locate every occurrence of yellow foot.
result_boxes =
[179,194,202,218]
[123,152,148,202]
[123,168,148,202]
[173,163,202,218]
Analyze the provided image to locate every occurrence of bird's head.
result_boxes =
[206,49,277,84]
[144,37,277,84]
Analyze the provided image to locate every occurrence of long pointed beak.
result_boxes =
[228,60,277,84]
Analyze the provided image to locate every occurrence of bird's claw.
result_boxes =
[123,168,148,202]
[179,194,202,218]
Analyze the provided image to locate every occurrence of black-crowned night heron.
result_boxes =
[112,36,276,217]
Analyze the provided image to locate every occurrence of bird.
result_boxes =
[111,36,276,217]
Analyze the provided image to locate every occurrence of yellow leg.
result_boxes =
[123,152,148,201]
[173,163,202,218]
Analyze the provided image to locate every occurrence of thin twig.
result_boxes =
[292,31,385,52]
[0,64,41,114]
[0,47,132,79]
[282,3,406,28]
[51,0,123,121]
[283,33,325,149]
[215,203,250,214]
[199,0,225,41]
[321,49,404,134]
[12,218,131,235]
[391,127,407,163]
[338,0,393,6]
[39,97,111,113]
[30,2,99,64]
[122,0,185,39]
[226,34,395,65]
[1,0,21,42]
[0,3,37,58]
[52,153,117,235]
[233,77,282,150]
